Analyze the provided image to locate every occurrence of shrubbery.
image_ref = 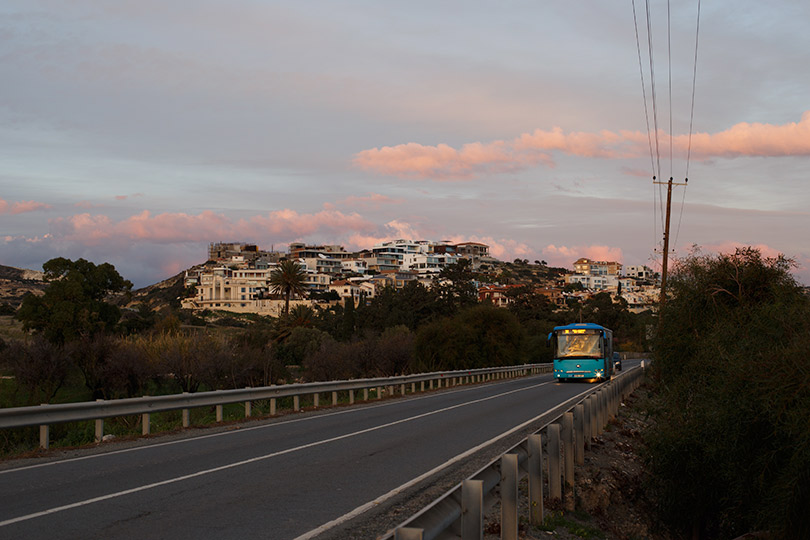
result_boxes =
[646,247,810,539]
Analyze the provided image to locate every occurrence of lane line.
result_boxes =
[0,379,554,528]
[0,374,551,476]
[293,383,596,540]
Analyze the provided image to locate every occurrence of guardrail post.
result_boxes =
[411,382,416,393]
[583,397,592,450]
[400,384,406,396]
[182,393,190,427]
[610,384,619,418]
[349,390,355,405]
[420,381,425,392]
[563,412,574,488]
[142,396,151,434]
[216,404,223,423]
[39,404,49,449]
[574,404,584,465]
[270,398,277,415]
[501,453,519,540]
[395,527,424,540]
[332,391,338,406]
[563,412,575,510]
[376,386,382,399]
[595,391,603,434]
[528,433,543,525]
[599,390,607,433]
[245,400,252,418]
[95,399,104,442]
[548,423,562,501]
[294,395,300,411]
[314,393,320,408]
[363,388,369,401]
[461,479,483,540]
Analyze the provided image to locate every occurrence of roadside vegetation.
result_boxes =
[646,247,810,540]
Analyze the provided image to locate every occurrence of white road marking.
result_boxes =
[293,383,596,540]
[0,374,539,476]
[0,378,554,528]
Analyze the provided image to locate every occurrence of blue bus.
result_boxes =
[548,323,614,381]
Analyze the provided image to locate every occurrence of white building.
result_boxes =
[624,265,655,280]
[329,279,376,300]
[567,273,619,291]
[341,259,369,275]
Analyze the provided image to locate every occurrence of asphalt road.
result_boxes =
[0,363,639,539]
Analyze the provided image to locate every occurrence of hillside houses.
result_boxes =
[182,243,660,315]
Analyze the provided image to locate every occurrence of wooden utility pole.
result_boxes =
[655,176,688,304]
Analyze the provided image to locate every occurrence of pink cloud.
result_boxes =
[354,112,810,180]
[0,199,52,215]
[115,195,128,200]
[700,241,786,260]
[677,111,810,159]
[48,209,375,247]
[353,141,552,180]
[345,219,421,250]
[542,244,624,268]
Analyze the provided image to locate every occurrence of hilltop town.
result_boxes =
[180,240,661,316]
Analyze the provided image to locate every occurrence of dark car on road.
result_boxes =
[613,352,622,371]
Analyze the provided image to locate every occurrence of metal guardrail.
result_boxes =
[0,363,552,449]
[385,362,648,540]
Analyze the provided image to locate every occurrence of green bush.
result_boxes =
[646,247,810,539]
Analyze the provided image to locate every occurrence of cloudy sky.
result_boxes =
[2,1,809,288]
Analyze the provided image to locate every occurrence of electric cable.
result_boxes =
[674,0,701,250]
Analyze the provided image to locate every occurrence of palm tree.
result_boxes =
[269,260,307,315]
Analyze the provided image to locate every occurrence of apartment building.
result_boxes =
[573,258,622,276]
[624,265,655,280]
[567,273,620,291]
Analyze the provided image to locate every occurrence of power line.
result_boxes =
[631,0,701,301]
[631,0,656,178]
[685,0,702,179]
[644,0,662,183]
[674,0,701,250]
[667,0,673,180]
[631,0,661,253]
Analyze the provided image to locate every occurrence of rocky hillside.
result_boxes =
[0,265,47,310]
[117,271,190,311]
[0,264,193,313]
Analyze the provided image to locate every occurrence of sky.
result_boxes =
[1,0,809,288]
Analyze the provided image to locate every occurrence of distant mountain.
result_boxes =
[0,264,47,309]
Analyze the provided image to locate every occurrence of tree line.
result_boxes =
[2,257,653,408]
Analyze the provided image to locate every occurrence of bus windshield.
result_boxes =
[556,332,602,358]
